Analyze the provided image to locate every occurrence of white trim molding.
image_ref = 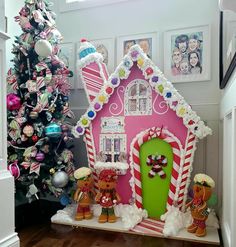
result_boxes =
[59,0,134,12]
[0,233,19,247]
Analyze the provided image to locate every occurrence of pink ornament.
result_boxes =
[23,125,34,137]
[7,93,21,111]
[8,162,20,179]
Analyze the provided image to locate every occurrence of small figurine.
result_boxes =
[186,173,215,237]
[73,167,95,220]
[95,169,121,223]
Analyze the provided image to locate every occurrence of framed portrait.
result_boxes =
[90,38,115,73]
[58,42,76,89]
[220,11,236,89]
[117,32,160,67]
[164,25,210,83]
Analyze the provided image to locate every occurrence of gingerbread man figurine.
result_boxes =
[186,173,215,237]
[95,169,121,223]
[73,167,95,220]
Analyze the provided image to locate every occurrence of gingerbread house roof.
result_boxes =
[73,43,212,139]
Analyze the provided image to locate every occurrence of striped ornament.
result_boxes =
[130,127,183,209]
[84,127,98,191]
[177,131,196,209]
[131,218,164,235]
[82,62,109,103]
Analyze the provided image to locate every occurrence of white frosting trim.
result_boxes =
[73,44,212,139]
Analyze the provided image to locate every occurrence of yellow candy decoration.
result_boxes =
[98,95,106,103]
[178,107,186,116]
[157,85,164,94]
[137,58,144,67]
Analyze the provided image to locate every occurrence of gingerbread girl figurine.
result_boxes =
[73,167,95,220]
[95,169,121,223]
[186,173,215,237]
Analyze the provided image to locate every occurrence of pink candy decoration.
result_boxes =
[7,93,21,111]
[8,162,20,179]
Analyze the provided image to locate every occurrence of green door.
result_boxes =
[140,138,173,219]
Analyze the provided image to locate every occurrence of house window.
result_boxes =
[100,134,126,162]
[125,79,152,116]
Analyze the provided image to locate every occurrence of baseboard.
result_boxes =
[221,222,231,247]
[0,233,19,247]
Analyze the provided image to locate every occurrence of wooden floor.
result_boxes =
[18,223,223,247]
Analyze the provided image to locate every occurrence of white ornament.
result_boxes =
[52,170,69,188]
[35,40,52,57]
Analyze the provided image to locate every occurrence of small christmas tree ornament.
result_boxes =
[8,162,20,179]
[23,125,34,137]
[7,93,21,111]
[51,170,69,188]
[186,173,215,237]
[73,167,94,220]
[34,39,52,57]
[45,122,62,138]
[35,152,45,162]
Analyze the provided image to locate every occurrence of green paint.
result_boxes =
[140,138,173,219]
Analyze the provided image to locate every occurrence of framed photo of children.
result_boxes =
[164,25,210,83]
[117,32,160,67]
[58,43,76,88]
[90,38,115,73]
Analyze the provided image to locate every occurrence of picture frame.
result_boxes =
[220,11,236,89]
[164,25,211,83]
[90,38,115,73]
[117,32,160,67]
[58,42,76,89]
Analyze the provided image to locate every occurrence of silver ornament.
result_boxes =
[51,170,69,188]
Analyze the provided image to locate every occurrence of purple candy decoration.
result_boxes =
[76,126,83,133]
[111,78,118,85]
[131,50,139,58]
[94,102,101,110]
[152,76,159,82]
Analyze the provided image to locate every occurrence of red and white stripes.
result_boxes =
[130,127,183,209]
[84,127,98,191]
[131,218,164,235]
[81,62,108,103]
[178,131,197,209]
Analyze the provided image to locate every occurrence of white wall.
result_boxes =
[220,69,236,247]
[0,0,4,32]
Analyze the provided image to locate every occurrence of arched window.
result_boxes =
[124,79,152,116]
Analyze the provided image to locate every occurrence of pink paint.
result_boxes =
[91,64,188,203]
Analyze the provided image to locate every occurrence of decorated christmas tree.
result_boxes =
[7,0,75,205]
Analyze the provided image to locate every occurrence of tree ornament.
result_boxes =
[45,122,62,138]
[23,125,34,137]
[34,39,52,57]
[7,93,21,111]
[35,152,45,162]
[51,170,69,188]
[32,135,38,142]
[29,111,39,119]
[8,162,20,179]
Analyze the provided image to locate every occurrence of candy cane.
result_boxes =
[84,126,98,191]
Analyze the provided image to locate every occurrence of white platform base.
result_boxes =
[51,205,220,245]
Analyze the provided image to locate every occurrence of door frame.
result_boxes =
[129,127,184,211]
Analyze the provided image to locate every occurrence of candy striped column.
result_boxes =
[178,131,197,209]
[130,127,183,209]
[84,127,98,191]
[81,61,109,103]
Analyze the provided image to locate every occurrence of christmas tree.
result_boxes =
[7,0,75,205]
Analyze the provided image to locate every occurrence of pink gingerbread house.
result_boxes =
[73,40,212,219]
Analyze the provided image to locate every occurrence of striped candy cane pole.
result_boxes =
[178,131,197,209]
[84,127,98,191]
[131,127,182,209]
